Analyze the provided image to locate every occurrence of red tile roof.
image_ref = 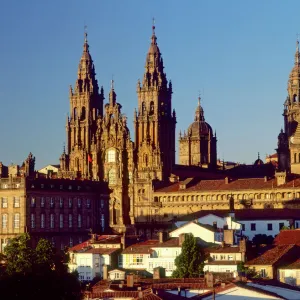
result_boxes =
[122,240,159,254]
[84,248,119,255]
[280,258,300,269]
[209,246,241,253]
[151,238,180,248]
[155,177,300,193]
[274,230,300,246]
[246,244,295,266]
[69,240,90,252]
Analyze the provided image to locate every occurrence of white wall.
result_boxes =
[38,165,59,175]
[109,270,126,281]
[68,252,108,281]
[278,269,300,287]
[240,220,290,240]
[170,222,220,244]
[203,264,238,275]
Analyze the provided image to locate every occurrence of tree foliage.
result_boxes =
[252,234,274,246]
[172,233,204,278]
[0,233,81,300]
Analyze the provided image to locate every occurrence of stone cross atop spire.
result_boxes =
[194,95,205,122]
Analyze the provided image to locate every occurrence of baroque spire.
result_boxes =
[74,27,98,94]
[109,78,117,106]
[142,21,168,89]
[194,95,205,122]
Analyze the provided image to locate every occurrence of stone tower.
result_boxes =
[283,39,300,174]
[179,96,217,168]
[59,31,104,179]
[134,24,176,181]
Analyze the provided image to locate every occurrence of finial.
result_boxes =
[84,24,88,43]
[198,91,201,107]
[296,34,299,64]
[111,75,114,90]
[152,17,155,35]
[258,152,260,159]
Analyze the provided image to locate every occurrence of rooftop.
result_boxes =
[246,244,295,266]
[274,229,300,246]
[122,240,159,254]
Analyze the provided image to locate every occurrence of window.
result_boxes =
[50,214,54,228]
[51,237,55,247]
[132,254,143,265]
[228,255,233,261]
[2,214,7,229]
[100,199,104,208]
[60,242,64,251]
[267,223,273,231]
[242,224,245,231]
[14,197,20,208]
[108,169,116,184]
[41,214,45,228]
[50,198,55,208]
[68,198,72,208]
[101,214,105,230]
[78,214,82,228]
[86,216,90,229]
[68,214,72,228]
[14,213,20,229]
[279,223,284,230]
[86,272,91,281]
[260,268,266,278]
[59,198,63,208]
[78,236,82,244]
[59,214,63,228]
[31,214,35,228]
[86,199,91,208]
[31,197,36,208]
[69,237,73,247]
[107,149,116,163]
[251,223,256,231]
[40,197,45,208]
[2,198,8,208]
[77,198,81,208]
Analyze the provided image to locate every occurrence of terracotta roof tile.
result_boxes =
[155,177,300,193]
[209,246,241,253]
[152,238,180,248]
[84,248,119,255]
[122,240,159,254]
[69,240,90,252]
[246,244,295,266]
[274,229,300,246]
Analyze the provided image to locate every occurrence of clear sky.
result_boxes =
[0,0,298,169]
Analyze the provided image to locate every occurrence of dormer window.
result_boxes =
[107,149,116,163]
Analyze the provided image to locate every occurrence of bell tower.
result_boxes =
[134,23,176,181]
[59,30,104,179]
[284,39,300,174]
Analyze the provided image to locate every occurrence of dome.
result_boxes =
[188,121,213,137]
[254,153,264,166]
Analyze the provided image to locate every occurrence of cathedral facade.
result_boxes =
[58,26,176,232]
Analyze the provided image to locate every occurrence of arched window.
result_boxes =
[107,149,116,163]
[295,153,297,163]
[294,94,298,102]
[150,101,154,115]
[73,107,77,119]
[142,102,146,115]
[78,214,82,228]
[81,107,86,120]
[108,169,116,184]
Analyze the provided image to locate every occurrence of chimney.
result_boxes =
[225,177,229,184]
[221,241,226,248]
[239,238,247,262]
[121,233,126,249]
[127,274,134,287]
[158,231,168,243]
[264,176,268,182]
[223,229,234,245]
[213,221,217,229]
[275,171,287,186]
[102,264,108,280]
[179,233,186,246]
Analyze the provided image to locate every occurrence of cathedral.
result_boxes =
[57,24,300,235]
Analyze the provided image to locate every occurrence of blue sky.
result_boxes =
[0,0,298,169]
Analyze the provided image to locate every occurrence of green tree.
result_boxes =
[0,234,82,300]
[252,234,274,246]
[172,233,204,278]
[4,233,33,275]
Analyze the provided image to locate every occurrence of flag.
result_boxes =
[88,154,92,163]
